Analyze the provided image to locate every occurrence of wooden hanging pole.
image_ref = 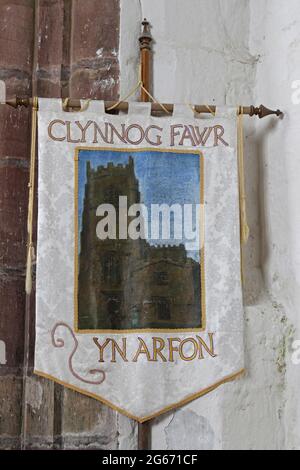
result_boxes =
[137,18,152,451]
[138,420,151,450]
[139,18,152,102]
[5,97,283,119]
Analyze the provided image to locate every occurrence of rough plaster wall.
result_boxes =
[120,0,295,449]
[249,0,300,450]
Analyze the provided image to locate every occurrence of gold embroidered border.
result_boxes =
[34,368,245,423]
[74,147,206,334]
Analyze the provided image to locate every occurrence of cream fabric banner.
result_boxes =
[35,99,244,422]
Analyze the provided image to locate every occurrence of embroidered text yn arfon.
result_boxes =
[93,334,217,363]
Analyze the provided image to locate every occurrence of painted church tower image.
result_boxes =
[78,156,201,331]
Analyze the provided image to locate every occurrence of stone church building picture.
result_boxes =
[75,148,204,332]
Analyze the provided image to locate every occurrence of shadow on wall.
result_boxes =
[242,117,283,307]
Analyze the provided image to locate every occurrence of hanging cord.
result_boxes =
[187,103,215,117]
[25,97,38,294]
[204,104,215,116]
[62,97,92,112]
[107,80,143,111]
[237,106,250,245]
[107,64,143,111]
[237,106,250,286]
[107,64,171,114]
[60,65,174,115]
[140,84,171,115]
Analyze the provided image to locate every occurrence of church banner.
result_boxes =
[34,99,244,422]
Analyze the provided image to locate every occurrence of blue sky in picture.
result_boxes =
[77,149,201,260]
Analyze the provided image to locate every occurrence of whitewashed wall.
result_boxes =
[119,0,300,450]
[249,0,300,450]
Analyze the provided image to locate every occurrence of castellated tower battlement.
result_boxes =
[86,156,135,179]
[141,243,188,263]
[84,156,139,208]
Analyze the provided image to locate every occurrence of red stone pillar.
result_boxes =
[0,0,35,449]
[0,0,122,449]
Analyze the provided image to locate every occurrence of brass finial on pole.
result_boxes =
[139,18,152,102]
